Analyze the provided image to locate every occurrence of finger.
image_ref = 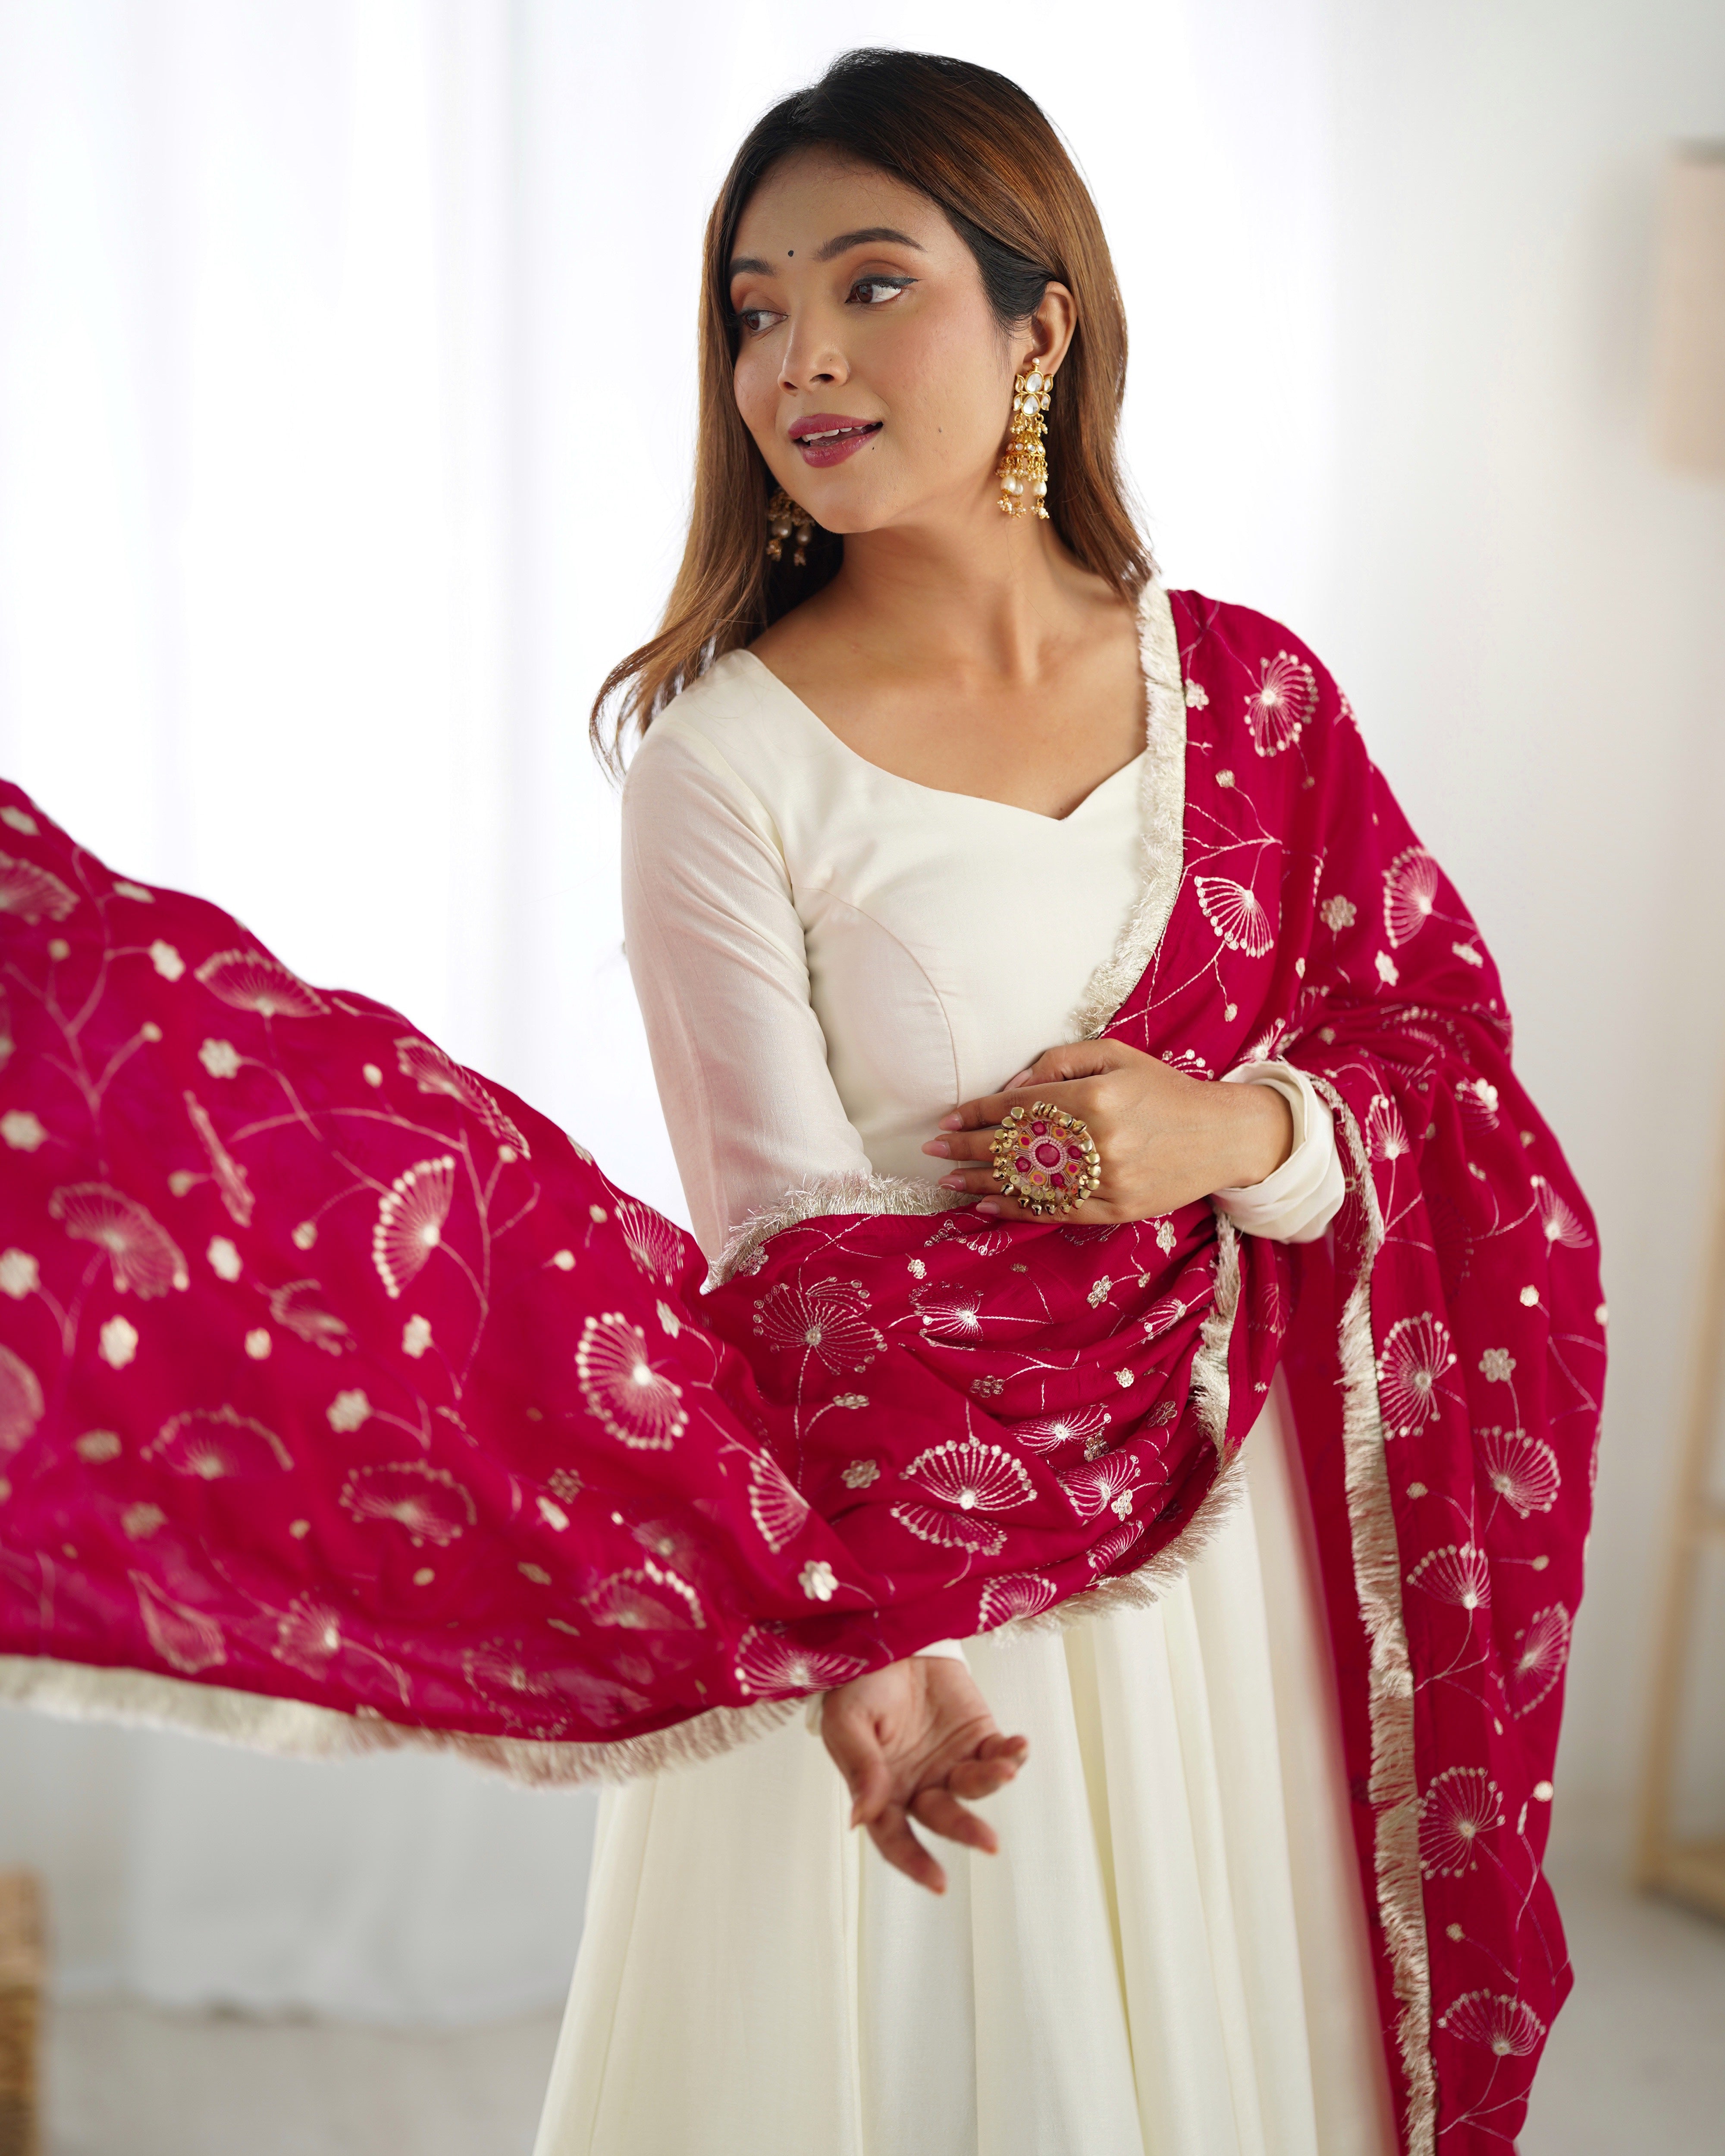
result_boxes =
[936,1074,1100,1138]
[974,1194,1113,1225]
[938,1042,1127,1132]
[821,1706,892,1829]
[935,1166,1004,1197]
[868,1805,947,1895]
[911,1785,1000,1856]
[920,1128,1006,1163]
[947,1740,1029,1800]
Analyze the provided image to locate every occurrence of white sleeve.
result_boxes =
[620,718,873,1263]
[1212,1061,1345,1244]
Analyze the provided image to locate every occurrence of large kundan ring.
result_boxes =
[989,1101,1102,1218]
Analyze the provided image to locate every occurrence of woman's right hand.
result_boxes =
[819,1655,1029,1893]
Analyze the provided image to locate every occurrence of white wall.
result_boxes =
[0,0,1718,2019]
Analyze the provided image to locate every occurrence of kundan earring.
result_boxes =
[766,489,815,567]
[997,357,1051,519]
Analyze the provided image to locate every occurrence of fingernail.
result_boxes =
[938,1175,966,1191]
[938,1112,963,1130]
[975,1200,1001,1216]
[922,1138,950,1156]
[1006,1070,1033,1090]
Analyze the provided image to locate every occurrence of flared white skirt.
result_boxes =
[533,1376,1398,2156]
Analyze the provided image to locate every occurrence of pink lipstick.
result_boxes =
[788,413,883,468]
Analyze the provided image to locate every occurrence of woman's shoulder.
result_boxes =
[621,649,814,848]
[1165,586,1358,758]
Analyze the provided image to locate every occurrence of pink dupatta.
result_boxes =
[0,589,1602,2152]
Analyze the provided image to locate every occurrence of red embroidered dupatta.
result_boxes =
[0,589,1602,2153]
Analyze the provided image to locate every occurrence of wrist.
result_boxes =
[1216,1078,1293,1190]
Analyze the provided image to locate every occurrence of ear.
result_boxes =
[1020,282,1077,379]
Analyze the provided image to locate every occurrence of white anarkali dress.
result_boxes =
[534,592,1399,2156]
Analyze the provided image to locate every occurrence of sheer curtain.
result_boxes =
[0,0,1340,2018]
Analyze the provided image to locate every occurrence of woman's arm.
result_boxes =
[621,718,1025,1877]
[621,719,873,1262]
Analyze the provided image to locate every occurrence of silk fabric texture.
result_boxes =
[0,588,1603,2154]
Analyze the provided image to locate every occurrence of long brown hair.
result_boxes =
[591,49,1152,769]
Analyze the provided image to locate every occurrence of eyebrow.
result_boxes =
[726,226,927,282]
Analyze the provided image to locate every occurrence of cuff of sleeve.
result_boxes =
[1213,1062,1345,1244]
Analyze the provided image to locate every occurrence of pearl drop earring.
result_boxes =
[997,359,1051,519]
[765,488,815,567]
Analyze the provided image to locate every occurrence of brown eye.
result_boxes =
[849,278,913,307]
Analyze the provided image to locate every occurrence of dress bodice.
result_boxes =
[619,612,1340,1263]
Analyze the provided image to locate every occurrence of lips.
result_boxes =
[788,414,883,469]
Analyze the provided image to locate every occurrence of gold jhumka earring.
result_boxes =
[997,358,1051,518]
[765,489,815,567]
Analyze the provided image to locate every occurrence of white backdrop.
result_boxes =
[0,0,1720,2021]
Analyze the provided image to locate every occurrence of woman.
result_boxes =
[0,48,1600,2156]
[528,49,1586,2156]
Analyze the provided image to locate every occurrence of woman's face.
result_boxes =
[727,151,1065,536]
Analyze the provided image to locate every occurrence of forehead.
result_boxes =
[731,150,950,263]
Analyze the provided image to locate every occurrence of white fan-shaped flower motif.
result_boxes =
[273,1596,344,1680]
[266,1280,354,1355]
[576,1312,687,1448]
[1366,1095,1411,1163]
[1480,1426,1560,1517]
[1140,1295,1191,1340]
[183,1092,253,1225]
[372,1155,456,1299]
[1456,1075,1500,1129]
[747,1451,811,1551]
[132,1574,226,1673]
[925,1214,1014,1257]
[0,850,76,924]
[1060,1451,1142,1521]
[1419,1766,1505,1877]
[463,1636,553,1708]
[752,1280,884,1373]
[611,1195,686,1282]
[50,1184,187,1297]
[1507,1602,1571,1717]
[1376,1313,1455,1436]
[1436,1991,1546,2058]
[583,1561,704,1631]
[0,1346,44,1455]
[1088,1518,1147,1572]
[891,1502,1007,1554]
[734,1624,866,1698]
[1245,651,1317,756]
[905,1438,1035,1513]
[1383,847,1440,948]
[1532,1176,1593,1251]
[195,949,328,1017]
[392,1036,530,1156]
[1195,876,1274,958]
[912,1285,987,1338]
[978,1573,1059,1625]
[1407,1542,1492,1611]
[340,1461,477,1547]
[146,1406,292,1478]
[1008,1405,1111,1454]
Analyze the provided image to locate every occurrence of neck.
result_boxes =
[817,502,1114,686]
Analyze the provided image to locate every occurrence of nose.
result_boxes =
[778,311,850,396]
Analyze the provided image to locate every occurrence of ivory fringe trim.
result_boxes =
[709,1169,966,1287]
[1312,1075,1436,2156]
[0,1650,800,1788]
[1067,580,1189,1041]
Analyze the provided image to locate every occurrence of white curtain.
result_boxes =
[0,0,1716,2021]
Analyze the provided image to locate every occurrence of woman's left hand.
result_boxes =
[920,1037,1292,1225]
